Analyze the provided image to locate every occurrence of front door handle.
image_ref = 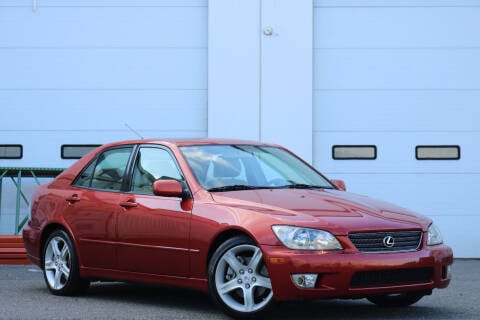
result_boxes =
[66,194,81,203]
[119,200,138,208]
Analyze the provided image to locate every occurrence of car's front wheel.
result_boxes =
[208,236,274,318]
[42,229,89,295]
[367,292,425,307]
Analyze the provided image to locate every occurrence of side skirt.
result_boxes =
[80,267,208,292]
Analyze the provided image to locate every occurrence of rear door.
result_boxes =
[64,146,134,269]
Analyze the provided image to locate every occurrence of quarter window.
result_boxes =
[74,161,96,188]
[73,147,133,191]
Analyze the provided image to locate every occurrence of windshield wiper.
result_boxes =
[276,183,333,190]
[207,185,270,192]
[207,184,334,192]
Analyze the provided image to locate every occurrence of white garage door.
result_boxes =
[313,1,479,257]
[0,0,207,168]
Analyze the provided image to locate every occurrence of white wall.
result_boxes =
[208,0,261,141]
[259,0,313,163]
[208,0,313,163]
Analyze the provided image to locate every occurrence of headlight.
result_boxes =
[272,225,343,250]
[427,223,443,246]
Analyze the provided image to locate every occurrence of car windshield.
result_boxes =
[179,145,334,192]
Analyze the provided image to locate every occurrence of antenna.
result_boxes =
[124,123,144,139]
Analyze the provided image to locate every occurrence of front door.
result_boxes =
[116,146,190,276]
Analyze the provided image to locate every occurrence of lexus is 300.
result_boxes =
[23,139,453,318]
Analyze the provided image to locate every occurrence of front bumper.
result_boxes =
[262,243,453,301]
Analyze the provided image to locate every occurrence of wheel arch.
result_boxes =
[39,223,76,268]
[205,227,275,316]
[206,228,256,272]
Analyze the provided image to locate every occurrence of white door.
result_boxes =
[313,1,480,257]
[0,0,208,168]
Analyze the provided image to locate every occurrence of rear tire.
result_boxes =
[367,292,425,307]
[42,230,89,295]
[208,236,274,318]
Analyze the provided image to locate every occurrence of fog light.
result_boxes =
[446,265,452,279]
[292,274,318,288]
[441,265,452,280]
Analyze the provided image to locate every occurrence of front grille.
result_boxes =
[349,230,422,253]
[351,267,432,288]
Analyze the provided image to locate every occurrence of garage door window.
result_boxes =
[0,145,22,159]
[332,145,377,160]
[416,146,460,160]
[61,144,101,159]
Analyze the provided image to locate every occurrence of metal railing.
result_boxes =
[0,167,64,235]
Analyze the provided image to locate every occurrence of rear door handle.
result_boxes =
[66,194,81,203]
[119,200,138,208]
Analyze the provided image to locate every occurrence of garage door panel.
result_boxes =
[0,99,206,132]
[0,0,207,8]
[315,7,480,48]
[315,48,480,89]
[314,91,479,131]
[0,90,206,109]
[323,173,479,217]
[315,0,479,7]
[314,132,477,173]
[0,7,206,48]
[0,130,204,168]
[0,49,206,89]
[0,90,206,130]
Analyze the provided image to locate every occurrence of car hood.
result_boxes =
[210,189,431,235]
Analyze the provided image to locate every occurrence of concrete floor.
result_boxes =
[0,259,477,320]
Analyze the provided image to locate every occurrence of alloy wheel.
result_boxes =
[214,243,273,314]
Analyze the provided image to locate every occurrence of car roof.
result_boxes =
[101,138,280,148]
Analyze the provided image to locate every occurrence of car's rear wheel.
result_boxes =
[367,292,425,307]
[43,230,89,295]
[208,236,274,318]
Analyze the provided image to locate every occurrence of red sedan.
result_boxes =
[23,139,452,318]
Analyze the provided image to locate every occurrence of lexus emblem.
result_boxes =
[383,236,395,248]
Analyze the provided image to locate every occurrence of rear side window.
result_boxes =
[73,147,133,191]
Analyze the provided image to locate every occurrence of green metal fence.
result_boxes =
[0,167,64,235]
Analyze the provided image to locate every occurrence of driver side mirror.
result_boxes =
[153,180,183,197]
[331,179,346,191]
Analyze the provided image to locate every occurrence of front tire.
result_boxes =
[367,292,425,307]
[42,230,89,295]
[208,236,274,318]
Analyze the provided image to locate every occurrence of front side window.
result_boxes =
[131,147,183,194]
[74,147,133,191]
[180,145,333,191]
